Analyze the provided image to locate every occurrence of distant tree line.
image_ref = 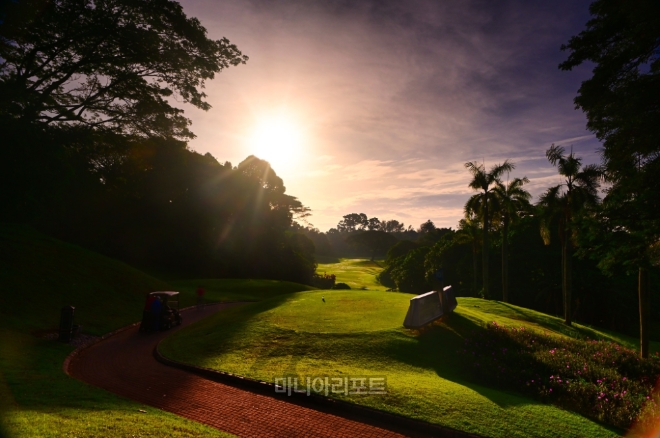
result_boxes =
[0,0,316,283]
[294,214,449,261]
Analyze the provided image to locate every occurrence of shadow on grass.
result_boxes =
[383,312,538,408]
[170,278,316,306]
[492,301,639,347]
[160,291,300,374]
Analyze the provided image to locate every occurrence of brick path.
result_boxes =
[67,303,413,438]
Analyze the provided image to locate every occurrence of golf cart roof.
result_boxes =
[148,291,180,297]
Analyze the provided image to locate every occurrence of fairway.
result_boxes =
[161,287,630,438]
[264,290,408,333]
[317,258,387,290]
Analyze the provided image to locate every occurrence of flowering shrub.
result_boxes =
[459,322,660,429]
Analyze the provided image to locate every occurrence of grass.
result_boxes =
[0,329,233,438]
[162,266,660,437]
[317,258,386,290]
[2,229,652,437]
[169,278,317,303]
[0,223,312,437]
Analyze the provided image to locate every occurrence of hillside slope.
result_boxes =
[0,224,233,437]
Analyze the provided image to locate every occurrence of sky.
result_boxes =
[177,0,601,232]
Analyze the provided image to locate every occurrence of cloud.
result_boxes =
[177,0,600,231]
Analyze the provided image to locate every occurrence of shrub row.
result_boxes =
[459,322,660,429]
[311,273,336,289]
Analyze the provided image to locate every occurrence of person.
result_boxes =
[144,294,156,310]
[322,296,325,303]
[196,286,205,309]
[140,294,157,332]
[150,296,163,331]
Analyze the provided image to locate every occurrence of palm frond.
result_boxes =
[546,143,565,166]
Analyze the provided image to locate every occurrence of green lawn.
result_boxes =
[0,224,308,437]
[169,278,317,303]
[317,258,386,290]
[161,285,660,437]
[1,227,650,438]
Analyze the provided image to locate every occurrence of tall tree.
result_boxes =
[574,177,660,357]
[367,217,382,231]
[464,160,514,298]
[456,214,481,296]
[0,0,247,139]
[381,219,405,233]
[337,213,368,232]
[559,0,660,356]
[492,176,532,303]
[537,144,601,326]
[418,220,437,234]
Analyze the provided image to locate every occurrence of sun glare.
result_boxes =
[249,116,302,172]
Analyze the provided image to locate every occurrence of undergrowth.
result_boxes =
[459,321,660,429]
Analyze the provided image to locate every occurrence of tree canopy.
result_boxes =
[560,0,660,355]
[559,0,660,174]
[0,0,248,139]
[465,160,514,298]
[0,0,320,285]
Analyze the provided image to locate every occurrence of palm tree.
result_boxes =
[464,160,514,298]
[456,214,482,296]
[492,177,532,303]
[537,144,601,326]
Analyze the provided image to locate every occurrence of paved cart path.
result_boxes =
[67,303,411,438]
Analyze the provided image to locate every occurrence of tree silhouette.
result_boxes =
[492,176,532,302]
[366,217,382,231]
[0,0,247,139]
[337,213,368,232]
[456,214,481,296]
[381,219,405,233]
[560,0,660,357]
[464,160,514,298]
[346,230,396,261]
[537,144,601,326]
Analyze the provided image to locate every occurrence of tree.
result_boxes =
[0,0,247,139]
[537,144,601,326]
[345,230,397,261]
[381,219,405,233]
[559,0,660,175]
[559,0,660,357]
[366,217,382,231]
[574,180,659,357]
[337,213,368,232]
[455,214,481,296]
[417,220,436,234]
[492,176,532,302]
[464,160,514,298]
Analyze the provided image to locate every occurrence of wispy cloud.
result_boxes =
[178,0,600,231]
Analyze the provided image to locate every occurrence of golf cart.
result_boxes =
[139,291,183,332]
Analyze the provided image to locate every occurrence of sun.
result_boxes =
[249,116,302,171]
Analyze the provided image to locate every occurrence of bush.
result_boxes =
[459,322,660,429]
[311,273,335,289]
[332,283,351,290]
